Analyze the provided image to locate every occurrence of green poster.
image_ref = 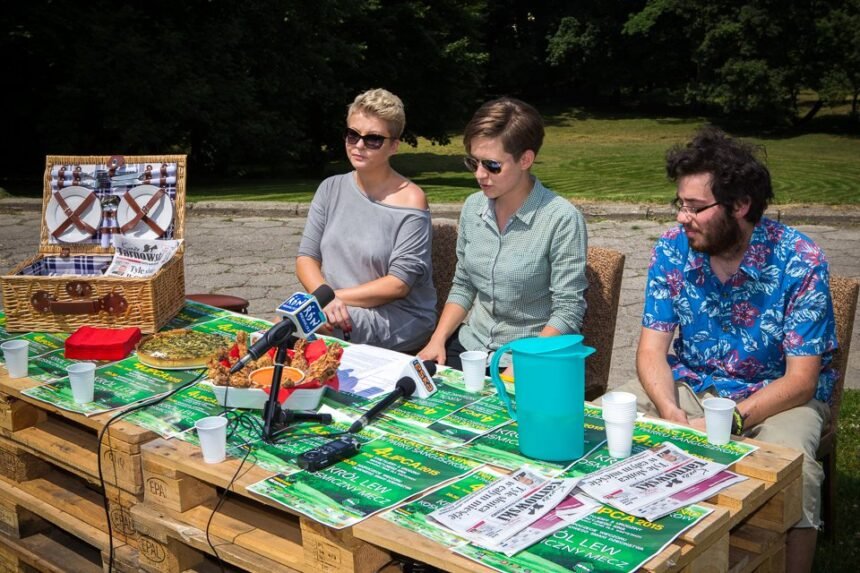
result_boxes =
[563,406,755,477]
[382,468,499,547]
[162,300,230,330]
[22,357,203,416]
[0,331,68,362]
[427,394,513,443]
[125,382,228,438]
[363,384,481,428]
[26,349,82,383]
[248,433,479,529]
[233,417,384,475]
[628,415,757,466]
[191,314,273,338]
[455,504,712,573]
[459,413,606,475]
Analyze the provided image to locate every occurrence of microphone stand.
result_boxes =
[261,340,291,443]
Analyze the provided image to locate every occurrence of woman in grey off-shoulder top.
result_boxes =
[296,89,436,352]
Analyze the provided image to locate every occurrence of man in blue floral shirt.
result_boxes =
[622,127,836,573]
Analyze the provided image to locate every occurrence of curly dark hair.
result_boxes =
[666,126,773,223]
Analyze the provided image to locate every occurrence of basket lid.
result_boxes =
[39,155,187,255]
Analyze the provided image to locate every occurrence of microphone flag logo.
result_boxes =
[277,292,326,337]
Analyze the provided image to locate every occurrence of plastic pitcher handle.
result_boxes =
[489,343,517,421]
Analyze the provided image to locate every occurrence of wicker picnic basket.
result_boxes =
[0,154,187,333]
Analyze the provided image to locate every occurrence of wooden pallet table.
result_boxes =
[353,434,803,573]
[133,438,391,573]
[0,371,163,570]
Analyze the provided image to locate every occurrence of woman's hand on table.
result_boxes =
[323,297,352,333]
[418,340,447,366]
[687,416,706,431]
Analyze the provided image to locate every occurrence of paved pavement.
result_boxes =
[1,199,857,390]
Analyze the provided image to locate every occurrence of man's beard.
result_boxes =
[688,210,744,256]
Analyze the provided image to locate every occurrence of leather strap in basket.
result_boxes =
[119,188,167,236]
[51,192,98,238]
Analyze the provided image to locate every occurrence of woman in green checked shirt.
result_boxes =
[419,97,588,373]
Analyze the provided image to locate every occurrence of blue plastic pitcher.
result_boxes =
[490,335,595,461]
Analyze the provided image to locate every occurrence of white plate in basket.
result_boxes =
[116,185,174,239]
[45,186,102,243]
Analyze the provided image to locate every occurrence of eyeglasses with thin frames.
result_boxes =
[672,199,720,218]
[463,156,503,174]
[344,128,393,150]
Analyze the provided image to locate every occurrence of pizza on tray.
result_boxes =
[136,329,231,369]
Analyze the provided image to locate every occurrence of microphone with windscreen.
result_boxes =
[348,359,437,433]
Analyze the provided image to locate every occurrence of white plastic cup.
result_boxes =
[460,351,488,393]
[703,397,736,445]
[195,416,228,463]
[605,418,636,458]
[67,362,96,404]
[1,340,30,379]
[602,391,638,419]
[601,391,637,458]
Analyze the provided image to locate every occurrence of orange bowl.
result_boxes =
[248,366,305,389]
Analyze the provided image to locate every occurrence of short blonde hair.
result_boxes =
[347,89,406,139]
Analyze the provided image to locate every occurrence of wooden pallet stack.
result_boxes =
[131,438,390,573]
[0,367,805,573]
[0,374,152,572]
[353,437,804,573]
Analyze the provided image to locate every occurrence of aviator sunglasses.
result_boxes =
[463,155,503,174]
[344,127,392,150]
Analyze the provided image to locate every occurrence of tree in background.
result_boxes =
[1,0,855,181]
[817,0,860,116]
[0,0,486,177]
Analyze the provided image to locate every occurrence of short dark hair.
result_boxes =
[666,126,773,223]
[463,97,545,159]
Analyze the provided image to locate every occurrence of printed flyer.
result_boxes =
[26,349,82,383]
[125,382,228,438]
[628,412,758,466]
[224,407,386,475]
[248,433,480,529]
[426,394,513,443]
[382,468,502,547]
[23,357,202,416]
[0,331,68,362]
[577,442,725,518]
[455,504,712,573]
[359,383,481,429]
[428,467,582,551]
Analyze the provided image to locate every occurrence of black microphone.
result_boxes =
[230,284,335,374]
[348,360,437,433]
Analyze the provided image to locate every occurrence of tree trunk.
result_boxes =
[795,99,824,125]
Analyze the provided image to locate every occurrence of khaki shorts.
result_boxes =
[601,380,830,529]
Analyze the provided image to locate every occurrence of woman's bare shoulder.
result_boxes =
[387,179,428,210]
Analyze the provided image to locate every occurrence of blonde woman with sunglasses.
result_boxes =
[419,97,588,373]
[296,89,436,352]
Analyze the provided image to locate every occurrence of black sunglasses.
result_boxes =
[344,127,392,150]
[463,155,503,174]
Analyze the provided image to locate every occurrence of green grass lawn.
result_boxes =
[186,109,860,204]
[813,389,860,571]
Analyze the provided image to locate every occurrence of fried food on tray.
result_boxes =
[207,336,341,389]
[305,341,342,383]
